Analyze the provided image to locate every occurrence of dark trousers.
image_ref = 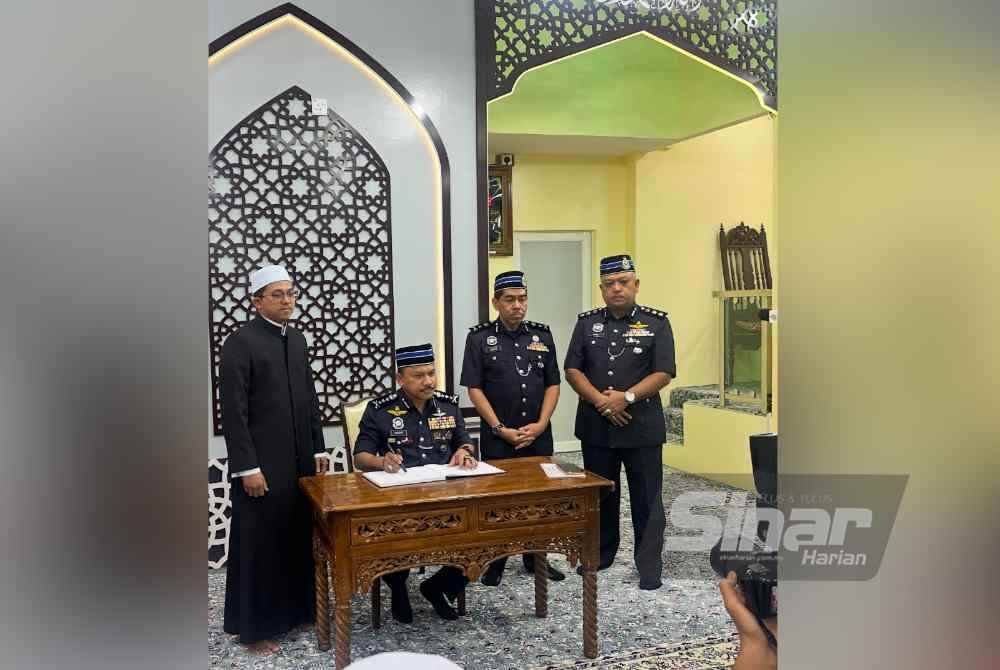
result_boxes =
[482,435,553,578]
[581,443,665,580]
[382,566,467,598]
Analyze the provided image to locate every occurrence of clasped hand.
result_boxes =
[499,422,545,450]
[595,390,631,426]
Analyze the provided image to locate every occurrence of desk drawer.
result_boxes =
[350,507,469,545]
[480,495,585,529]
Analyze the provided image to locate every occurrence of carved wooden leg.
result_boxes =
[331,511,352,669]
[457,586,466,616]
[313,534,330,651]
[371,579,381,629]
[583,567,597,658]
[334,603,351,670]
[534,553,548,618]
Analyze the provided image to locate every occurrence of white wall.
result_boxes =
[208,1,477,459]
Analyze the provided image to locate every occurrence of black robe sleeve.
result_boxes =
[220,333,258,474]
[305,347,326,454]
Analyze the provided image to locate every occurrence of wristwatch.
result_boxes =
[624,391,636,404]
[491,422,506,436]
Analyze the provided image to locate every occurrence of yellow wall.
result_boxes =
[634,116,776,399]
[665,403,767,489]
[487,154,635,314]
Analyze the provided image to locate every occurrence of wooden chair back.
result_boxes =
[719,222,772,291]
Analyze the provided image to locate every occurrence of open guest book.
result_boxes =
[361,461,506,488]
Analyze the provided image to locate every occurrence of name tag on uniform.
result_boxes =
[428,415,456,430]
[527,342,549,352]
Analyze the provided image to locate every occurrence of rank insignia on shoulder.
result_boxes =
[524,320,550,332]
[371,391,399,409]
[577,308,601,319]
[638,305,668,319]
[433,390,459,405]
[469,321,493,333]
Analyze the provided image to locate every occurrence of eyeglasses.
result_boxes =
[263,289,299,301]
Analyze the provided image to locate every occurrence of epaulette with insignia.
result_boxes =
[433,390,459,405]
[638,305,668,319]
[468,321,493,333]
[577,308,602,319]
[370,390,400,409]
[524,320,550,332]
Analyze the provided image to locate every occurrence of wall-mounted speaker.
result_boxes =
[497,153,514,167]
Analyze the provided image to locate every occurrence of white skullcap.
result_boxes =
[345,652,463,670]
[249,265,291,295]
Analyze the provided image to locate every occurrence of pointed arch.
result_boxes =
[209,3,455,392]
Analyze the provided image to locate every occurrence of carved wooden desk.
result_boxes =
[299,456,613,669]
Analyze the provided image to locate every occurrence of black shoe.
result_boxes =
[576,563,612,576]
[523,558,566,581]
[388,586,413,624]
[419,580,458,620]
[638,577,663,591]
[481,562,504,587]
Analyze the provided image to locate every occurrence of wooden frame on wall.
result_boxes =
[487,164,513,257]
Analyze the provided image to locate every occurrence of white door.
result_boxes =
[514,232,591,453]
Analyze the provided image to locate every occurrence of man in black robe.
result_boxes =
[221,264,330,654]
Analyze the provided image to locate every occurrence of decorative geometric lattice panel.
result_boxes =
[491,0,777,107]
[208,458,231,569]
[209,85,395,435]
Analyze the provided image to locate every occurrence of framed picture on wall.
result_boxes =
[488,165,513,256]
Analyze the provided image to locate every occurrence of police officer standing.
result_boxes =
[460,270,565,585]
[564,255,676,590]
[354,343,478,622]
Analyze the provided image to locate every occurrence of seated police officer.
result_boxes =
[353,343,478,622]
[460,270,565,585]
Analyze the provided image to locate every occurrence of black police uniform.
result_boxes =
[460,317,563,583]
[564,304,676,582]
[353,388,472,599]
[460,319,561,459]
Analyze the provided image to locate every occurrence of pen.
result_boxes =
[390,444,407,472]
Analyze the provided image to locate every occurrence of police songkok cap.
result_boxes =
[249,264,292,294]
[395,343,435,368]
[493,270,527,293]
[599,254,636,276]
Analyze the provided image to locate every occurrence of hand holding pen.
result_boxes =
[383,447,406,473]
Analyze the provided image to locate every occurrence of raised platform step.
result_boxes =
[663,385,767,447]
[668,384,766,415]
[665,406,684,437]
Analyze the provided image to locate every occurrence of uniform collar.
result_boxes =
[602,305,638,322]
[254,314,288,336]
[495,318,527,337]
[396,389,439,416]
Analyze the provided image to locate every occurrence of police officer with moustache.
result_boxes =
[460,270,565,585]
[564,255,676,590]
[354,343,478,622]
